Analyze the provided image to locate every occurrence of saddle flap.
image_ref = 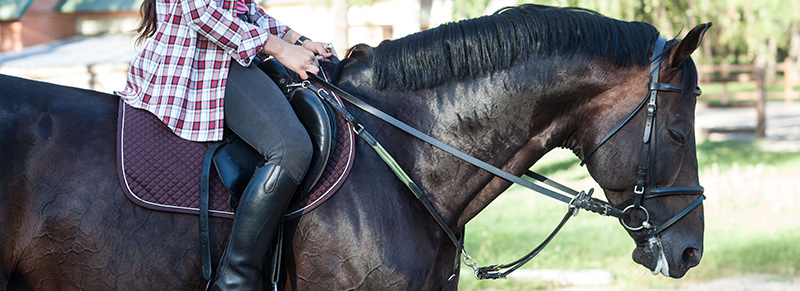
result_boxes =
[117,59,354,220]
[212,136,264,208]
[289,88,336,196]
[211,87,336,209]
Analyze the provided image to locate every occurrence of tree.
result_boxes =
[332,0,349,50]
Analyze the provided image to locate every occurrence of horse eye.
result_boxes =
[668,129,686,144]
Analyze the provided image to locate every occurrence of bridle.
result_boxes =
[580,37,705,244]
[301,36,705,283]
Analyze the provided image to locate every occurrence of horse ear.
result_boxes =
[670,22,712,69]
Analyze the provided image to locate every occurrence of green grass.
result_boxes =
[700,82,800,96]
[694,226,800,278]
[696,140,800,172]
[458,140,800,290]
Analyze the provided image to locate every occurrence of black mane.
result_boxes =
[372,4,660,91]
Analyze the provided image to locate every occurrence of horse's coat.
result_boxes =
[0,4,709,290]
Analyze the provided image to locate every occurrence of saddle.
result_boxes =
[217,59,338,211]
[116,58,355,220]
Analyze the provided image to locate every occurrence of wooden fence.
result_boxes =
[697,58,800,102]
[696,58,800,138]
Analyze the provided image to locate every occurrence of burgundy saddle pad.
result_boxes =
[116,88,355,220]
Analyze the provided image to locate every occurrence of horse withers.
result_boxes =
[1,4,708,290]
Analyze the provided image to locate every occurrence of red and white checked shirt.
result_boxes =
[115,0,290,142]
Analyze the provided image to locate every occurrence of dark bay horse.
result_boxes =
[1,5,709,290]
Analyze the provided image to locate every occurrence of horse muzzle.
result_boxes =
[632,234,703,278]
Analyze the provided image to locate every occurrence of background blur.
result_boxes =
[1,0,798,290]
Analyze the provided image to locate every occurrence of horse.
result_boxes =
[1,4,709,290]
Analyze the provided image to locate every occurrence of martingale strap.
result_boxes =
[302,35,705,282]
[305,74,622,280]
[307,75,618,216]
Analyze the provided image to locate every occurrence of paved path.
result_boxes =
[695,102,800,152]
[550,275,800,291]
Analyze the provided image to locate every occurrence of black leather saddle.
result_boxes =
[211,58,338,209]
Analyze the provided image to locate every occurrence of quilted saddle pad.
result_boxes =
[116,87,355,220]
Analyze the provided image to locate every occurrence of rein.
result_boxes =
[301,36,704,282]
[303,74,617,280]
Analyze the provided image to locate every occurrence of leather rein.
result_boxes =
[301,36,704,281]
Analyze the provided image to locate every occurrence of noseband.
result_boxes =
[304,36,706,283]
[581,37,705,243]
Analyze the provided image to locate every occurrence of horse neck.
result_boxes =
[453,57,642,225]
[344,56,635,227]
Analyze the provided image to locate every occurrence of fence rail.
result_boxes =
[697,58,799,102]
[697,58,798,137]
[695,58,800,138]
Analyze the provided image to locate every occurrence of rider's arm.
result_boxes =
[179,0,276,67]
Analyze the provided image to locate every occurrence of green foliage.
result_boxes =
[348,0,374,7]
[0,0,33,20]
[452,0,491,19]
[449,0,800,66]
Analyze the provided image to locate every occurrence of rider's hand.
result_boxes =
[301,41,338,60]
[262,35,318,80]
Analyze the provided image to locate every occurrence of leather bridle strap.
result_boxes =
[472,208,574,279]
[581,38,701,167]
[303,35,701,279]
[307,74,618,217]
[592,37,705,239]
[303,75,619,281]
[580,94,649,166]
[636,195,704,244]
[634,37,667,208]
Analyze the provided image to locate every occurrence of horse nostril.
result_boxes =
[682,247,702,267]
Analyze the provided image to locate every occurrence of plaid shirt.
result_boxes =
[115,0,290,142]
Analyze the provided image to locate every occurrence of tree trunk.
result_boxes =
[789,23,800,84]
[332,0,349,49]
[766,36,778,84]
[755,66,767,138]
[428,0,453,28]
[393,0,420,39]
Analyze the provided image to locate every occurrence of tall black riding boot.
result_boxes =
[207,163,298,291]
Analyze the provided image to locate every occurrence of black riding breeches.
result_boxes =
[224,60,312,183]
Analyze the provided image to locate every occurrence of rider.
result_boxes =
[115,0,337,289]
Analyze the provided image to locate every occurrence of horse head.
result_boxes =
[578,23,711,278]
[334,4,712,282]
